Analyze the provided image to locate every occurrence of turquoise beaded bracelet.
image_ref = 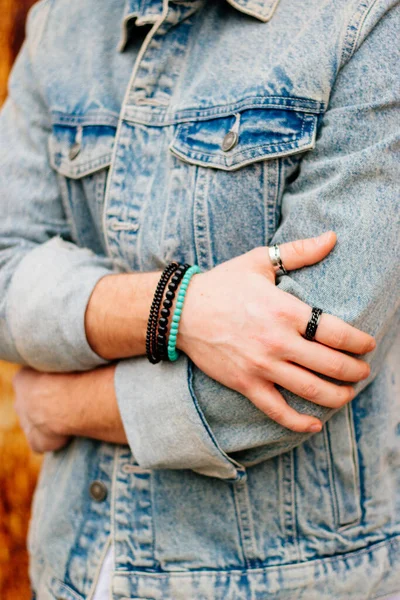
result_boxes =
[167,264,201,361]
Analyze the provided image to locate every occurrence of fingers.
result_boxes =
[273,362,355,409]
[294,303,376,354]
[246,381,323,433]
[273,231,337,272]
[291,337,371,382]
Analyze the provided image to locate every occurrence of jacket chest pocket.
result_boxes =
[48,122,116,254]
[168,102,319,269]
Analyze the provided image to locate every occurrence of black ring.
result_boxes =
[304,307,323,341]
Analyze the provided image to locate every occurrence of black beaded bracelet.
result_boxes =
[156,263,191,361]
[146,262,179,364]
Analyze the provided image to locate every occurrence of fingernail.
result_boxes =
[309,423,322,433]
[316,231,332,246]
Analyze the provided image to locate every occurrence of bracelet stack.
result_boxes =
[146,261,199,364]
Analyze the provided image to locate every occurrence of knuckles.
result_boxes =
[330,326,348,349]
[291,239,307,258]
[299,382,319,401]
[328,355,346,379]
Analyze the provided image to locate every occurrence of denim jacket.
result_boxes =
[1,0,399,598]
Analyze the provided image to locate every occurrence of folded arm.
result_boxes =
[111,5,400,479]
[5,5,399,480]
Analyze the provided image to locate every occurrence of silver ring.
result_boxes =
[268,244,288,276]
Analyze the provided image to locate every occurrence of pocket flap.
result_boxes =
[48,124,116,179]
[169,108,317,171]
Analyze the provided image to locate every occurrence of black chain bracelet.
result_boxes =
[156,263,191,361]
[146,262,179,364]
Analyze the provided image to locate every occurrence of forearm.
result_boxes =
[85,270,161,360]
[56,364,128,445]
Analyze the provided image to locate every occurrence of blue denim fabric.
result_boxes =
[0,0,399,598]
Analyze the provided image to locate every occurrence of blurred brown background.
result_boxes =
[0,2,42,599]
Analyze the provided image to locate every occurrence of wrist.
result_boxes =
[85,270,162,360]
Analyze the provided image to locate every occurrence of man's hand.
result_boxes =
[178,232,375,433]
[12,364,127,453]
[13,367,72,453]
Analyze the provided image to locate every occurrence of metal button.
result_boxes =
[222,131,238,152]
[89,480,108,502]
[68,142,81,161]
[69,125,83,161]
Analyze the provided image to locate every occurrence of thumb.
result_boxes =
[271,231,337,272]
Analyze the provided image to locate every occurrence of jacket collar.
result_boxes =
[226,0,280,22]
[118,0,280,51]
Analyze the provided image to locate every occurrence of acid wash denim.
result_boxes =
[0,0,399,598]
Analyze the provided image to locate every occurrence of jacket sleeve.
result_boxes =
[0,3,123,372]
[114,4,400,480]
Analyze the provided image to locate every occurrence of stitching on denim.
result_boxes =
[102,534,400,577]
[110,446,120,579]
[51,112,120,127]
[232,485,252,569]
[123,96,326,127]
[340,0,379,67]
[226,0,280,22]
[291,450,301,563]
[232,481,260,568]
[337,403,362,531]
[170,112,316,167]
[326,406,363,531]
[51,154,113,179]
[102,0,171,260]
[193,168,213,270]
[278,455,286,534]
[279,451,300,563]
[323,425,340,528]
[171,135,315,171]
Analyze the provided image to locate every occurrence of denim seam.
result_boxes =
[102,534,400,577]
[102,0,170,259]
[171,112,316,164]
[193,167,213,270]
[50,112,120,127]
[337,403,362,531]
[323,426,340,529]
[50,152,113,179]
[279,451,301,563]
[110,445,119,578]
[170,137,316,172]
[340,0,379,67]
[232,484,252,569]
[226,0,280,22]
[123,96,326,127]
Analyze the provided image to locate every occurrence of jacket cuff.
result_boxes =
[6,236,122,372]
[114,353,246,481]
